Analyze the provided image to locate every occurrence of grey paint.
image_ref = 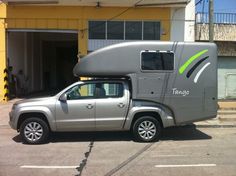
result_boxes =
[123,100,175,129]
[95,82,130,130]
[55,99,96,131]
[74,41,218,124]
[9,79,175,133]
[9,41,217,135]
[9,97,57,131]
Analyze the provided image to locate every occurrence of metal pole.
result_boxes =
[209,0,214,42]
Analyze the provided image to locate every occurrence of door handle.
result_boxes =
[118,103,125,108]
[86,104,93,109]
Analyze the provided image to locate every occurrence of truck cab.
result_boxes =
[56,79,130,131]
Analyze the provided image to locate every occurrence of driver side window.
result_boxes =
[66,83,96,100]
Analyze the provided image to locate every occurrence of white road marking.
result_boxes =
[155,155,187,157]
[20,165,77,169]
[155,164,216,168]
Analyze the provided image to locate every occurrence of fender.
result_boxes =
[15,106,56,131]
[123,104,175,130]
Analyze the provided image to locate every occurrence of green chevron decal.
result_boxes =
[179,49,208,74]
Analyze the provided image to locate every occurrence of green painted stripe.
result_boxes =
[179,49,208,74]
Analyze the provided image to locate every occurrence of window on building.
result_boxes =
[89,20,161,41]
[125,21,142,40]
[143,22,161,40]
[89,21,106,39]
[141,51,174,71]
[107,21,124,40]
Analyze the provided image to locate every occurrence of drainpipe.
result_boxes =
[209,0,214,42]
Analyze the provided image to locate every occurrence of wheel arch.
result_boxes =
[17,112,51,131]
[123,105,175,130]
[130,112,163,130]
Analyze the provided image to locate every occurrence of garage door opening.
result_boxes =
[7,31,78,99]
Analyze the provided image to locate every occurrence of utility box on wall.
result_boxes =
[226,74,236,99]
[218,56,236,99]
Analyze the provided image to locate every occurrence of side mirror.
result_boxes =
[59,93,67,102]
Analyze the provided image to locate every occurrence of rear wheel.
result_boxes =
[133,116,162,142]
[20,118,49,144]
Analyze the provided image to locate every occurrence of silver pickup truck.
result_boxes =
[9,79,170,144]
[9,41,218,144]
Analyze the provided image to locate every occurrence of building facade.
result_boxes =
[0,0,195,101]
[196,12,236,99]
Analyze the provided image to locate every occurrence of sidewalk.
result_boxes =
[194,116,236,127]
[1,99,236,127]
[218,101,236,110]
[195,101,236,127]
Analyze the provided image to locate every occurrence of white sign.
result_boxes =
[172,88,190,97]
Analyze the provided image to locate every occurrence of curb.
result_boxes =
[219,118,236,122]
[195,124,236,128]
[218,112,236,115]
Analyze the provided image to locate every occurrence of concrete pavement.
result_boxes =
[1,99,236,176]
[0,125,236,176]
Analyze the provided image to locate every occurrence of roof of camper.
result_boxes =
[73,41,216,77]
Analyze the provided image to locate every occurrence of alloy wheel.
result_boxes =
[138,120,157,140]
[24,122,43,142]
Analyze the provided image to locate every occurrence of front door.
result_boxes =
[55,83,96,131]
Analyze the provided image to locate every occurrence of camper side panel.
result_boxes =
[167,43,217,124]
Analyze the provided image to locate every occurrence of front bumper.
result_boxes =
[9,111,17,130]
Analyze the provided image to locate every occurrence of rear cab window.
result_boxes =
[95,82,124,98]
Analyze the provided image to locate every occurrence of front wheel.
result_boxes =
[133,116,162,142]
[20,118,49,144]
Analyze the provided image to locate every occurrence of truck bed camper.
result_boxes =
[73,41,218,125]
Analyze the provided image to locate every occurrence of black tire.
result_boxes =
[133,116,162,142]
[20,118,49,144]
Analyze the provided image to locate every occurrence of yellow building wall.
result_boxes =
[1,5,171,101]
[0,4,7,102]
[0,3,6,18]
[6,6,171,55]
